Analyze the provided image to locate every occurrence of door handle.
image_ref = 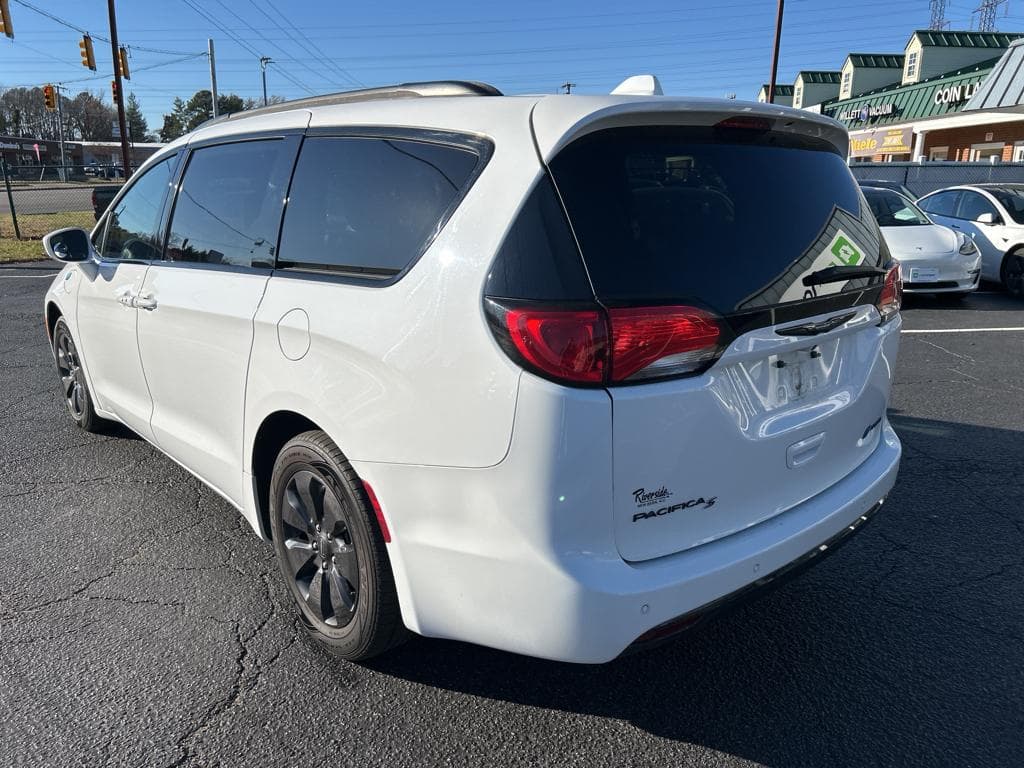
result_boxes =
[951,224,961,229]
[134,293,158,310]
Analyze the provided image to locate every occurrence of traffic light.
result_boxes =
[0,0,14,39]
[118,47,130,80]
[43,84,56,112]
[79,34,96,71]
[110,79,119,102]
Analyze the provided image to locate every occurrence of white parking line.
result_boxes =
[903,327,1024,334]
[0,273,59,279]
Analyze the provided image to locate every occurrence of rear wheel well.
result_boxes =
[45,302,62,344]
[251,411,319,539]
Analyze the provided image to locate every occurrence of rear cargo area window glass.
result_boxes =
[548,126,882,313]
[166,139,295,269]
[277,136,480,277]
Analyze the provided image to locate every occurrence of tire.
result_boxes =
[1000,250,1024,297]
[52,318,105,433]
[269,430,407,661]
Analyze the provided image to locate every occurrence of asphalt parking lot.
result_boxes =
[1,262,1021,767]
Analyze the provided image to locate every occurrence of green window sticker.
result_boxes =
[830,235,863,266]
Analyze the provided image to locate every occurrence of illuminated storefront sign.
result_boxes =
[849,127,914,157]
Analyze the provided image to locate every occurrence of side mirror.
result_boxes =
[975,212,999,225]
[42,228,94,263]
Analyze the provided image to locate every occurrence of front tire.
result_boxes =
[52,318,104,433]
[269,430,406,661]
[1001,250,1024,297]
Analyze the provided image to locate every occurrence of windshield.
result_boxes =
[864,188,931,227]
[548,125,883,313]
[987,188,1024,224]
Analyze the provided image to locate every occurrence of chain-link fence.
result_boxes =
[1,161,123,263]
[849,161,1024,198]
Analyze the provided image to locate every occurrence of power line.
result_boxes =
[210,0,317,94]
[256,0,364,87]
[179,0,316,96]
[9,0,200,55]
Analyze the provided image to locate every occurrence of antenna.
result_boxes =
[974,0,1009,31]
[929,0,949,30]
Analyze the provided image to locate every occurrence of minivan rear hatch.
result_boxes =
[541,108,894,562]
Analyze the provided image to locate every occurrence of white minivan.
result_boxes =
[43,81,903,663]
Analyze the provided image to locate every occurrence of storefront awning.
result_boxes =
[964,39,1024,111]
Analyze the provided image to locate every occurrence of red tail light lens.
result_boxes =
[608,306,721,381]
[876,263,902,323]
[504,307,608,383]
[489,301,723,386]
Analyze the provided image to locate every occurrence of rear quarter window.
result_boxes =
[277,135,484,279]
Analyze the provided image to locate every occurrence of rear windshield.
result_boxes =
[548,126,883,313]
[863,188,930,227]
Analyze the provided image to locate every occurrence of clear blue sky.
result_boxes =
[4,0,1024,130]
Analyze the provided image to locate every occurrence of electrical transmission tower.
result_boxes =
[974,0,1009,31]
[929,0,948,29]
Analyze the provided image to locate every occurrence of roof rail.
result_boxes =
[204,80,503,126]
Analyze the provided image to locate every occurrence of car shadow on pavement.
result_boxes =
[362,414,1023,767]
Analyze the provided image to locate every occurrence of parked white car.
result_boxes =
[917,184,1024,296]
[862,186,981,296]
[41,82,903,663]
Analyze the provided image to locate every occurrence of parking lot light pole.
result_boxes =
[767,0,785,104]
[260,56,273,107]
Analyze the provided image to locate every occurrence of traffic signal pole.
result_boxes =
[106,0,131,175]
[767,0,784,104]
[55,84,67,180]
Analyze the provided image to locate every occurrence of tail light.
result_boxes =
[486,300,723,386]
[876,263,902,324]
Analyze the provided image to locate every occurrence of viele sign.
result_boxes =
[933,82,980,106]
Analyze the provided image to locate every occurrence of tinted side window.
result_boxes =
[956,191,997,221]
[101,156,175,260]
[484,175,592,301]
[166,139,295,268]
[278,136,480,277]
[921,191,960,217]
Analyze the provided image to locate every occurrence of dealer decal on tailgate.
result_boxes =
[632,486,718,523]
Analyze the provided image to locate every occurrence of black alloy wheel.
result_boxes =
[1002,251,1024,296]
[52,318,102,432]
[280,468,360,628]
[269,430,406,660]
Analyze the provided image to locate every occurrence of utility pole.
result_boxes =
[260,56,273,106]
[106,0,131,175]
[55,84,67,180]
[767,0,785,104]
[560,81,576,94]
[929,0,948,30]
[208,38,219,118]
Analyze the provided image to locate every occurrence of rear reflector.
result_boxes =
[876,264,902,323]
[362,481,391,543]
[487,300,723,386]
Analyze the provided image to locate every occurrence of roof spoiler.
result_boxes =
[610,75,664,96]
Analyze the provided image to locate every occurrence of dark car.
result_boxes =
[91,184,122,220]
[858,179,916,200]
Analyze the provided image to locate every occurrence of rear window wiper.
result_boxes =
[803,264,887,287]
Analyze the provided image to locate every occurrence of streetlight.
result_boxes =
[259,56,273,107]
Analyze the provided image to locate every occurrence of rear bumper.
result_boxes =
[901,256,981,294]
[356,417,902,664]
